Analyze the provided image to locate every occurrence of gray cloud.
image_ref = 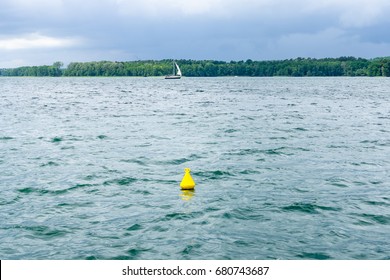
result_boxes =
[1,0,390,67]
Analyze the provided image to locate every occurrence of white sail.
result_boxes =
[175,63,182,76]
[165,61,182,79]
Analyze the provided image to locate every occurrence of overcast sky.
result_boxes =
[1,0,390,67]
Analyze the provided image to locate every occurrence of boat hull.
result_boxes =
[165,75,181,79]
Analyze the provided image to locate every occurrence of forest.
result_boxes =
[1,57,390,77]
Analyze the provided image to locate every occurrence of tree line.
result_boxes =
[1,57,390,77]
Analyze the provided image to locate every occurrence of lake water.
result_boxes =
[1,77,389,260]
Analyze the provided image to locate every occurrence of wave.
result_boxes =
[222,206,269,221]
[103,177,138,186]
[194,170,235,180]
[353,213,390,225]
[17,183,97,196]
[125,224,143,231]
[0,136,14,140]
[296,252,332,260]
[40,161,60,167]
[17,187,68,196]
[161,211,204,222]
[281,202,341,214]
[325,177,350,188]
[6,225,70,240]
[50,137,63,143]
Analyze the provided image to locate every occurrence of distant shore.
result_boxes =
[1,57,389,77]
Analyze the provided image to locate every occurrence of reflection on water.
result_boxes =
[180,190,195,201]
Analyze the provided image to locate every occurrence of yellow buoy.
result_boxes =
[180,168,195,190]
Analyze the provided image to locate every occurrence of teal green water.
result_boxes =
[1,77,389,259]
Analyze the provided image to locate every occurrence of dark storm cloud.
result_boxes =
[1,0,390,67]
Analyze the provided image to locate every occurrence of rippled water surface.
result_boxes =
[1,77,389,259]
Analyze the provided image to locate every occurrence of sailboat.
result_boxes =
[165,61,182,79]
